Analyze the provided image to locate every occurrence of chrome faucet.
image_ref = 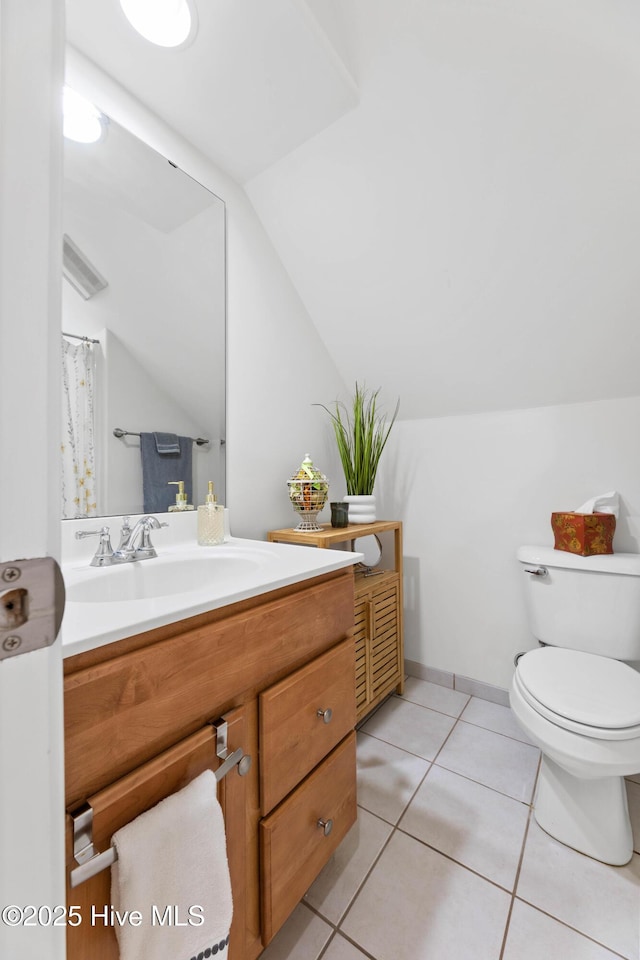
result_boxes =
[76,516,168,566]
[115,515,167,561]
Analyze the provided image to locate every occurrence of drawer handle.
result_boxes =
[317,707,333,724]
[317,818,333,837]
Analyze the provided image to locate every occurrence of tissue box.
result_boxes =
[551,512,615,556]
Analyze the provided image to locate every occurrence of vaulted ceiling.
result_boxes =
[66,0,640,421]
[65,0,358,183]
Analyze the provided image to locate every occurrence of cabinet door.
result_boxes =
[259,638,356,814]
[354,597,370,716]
[370,580,402,700]
[65,707,249,960]
[355,575,402,719]
[260,733,357,944]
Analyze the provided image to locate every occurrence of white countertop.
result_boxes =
[61,514,362,658]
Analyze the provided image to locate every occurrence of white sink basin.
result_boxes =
[65,553,262,603]
[61,534,363,659]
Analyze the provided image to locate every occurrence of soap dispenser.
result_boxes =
[198,481,225,545]
[167,480,194,512]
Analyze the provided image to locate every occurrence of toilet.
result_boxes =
[510,545,640,865]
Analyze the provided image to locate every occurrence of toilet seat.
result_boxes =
[516,647,640,741]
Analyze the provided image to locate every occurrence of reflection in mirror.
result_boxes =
[61,113,225,519]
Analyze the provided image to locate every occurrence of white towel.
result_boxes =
[110,769,233,960]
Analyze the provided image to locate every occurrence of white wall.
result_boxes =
[245,0,640,422]
[65,48,347,539]
[378,395,640,690]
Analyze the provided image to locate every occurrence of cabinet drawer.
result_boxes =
[259,638,356,815]
[260,732,357,944]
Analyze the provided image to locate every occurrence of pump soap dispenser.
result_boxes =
[167,480,194,512]
[198,481,225,545]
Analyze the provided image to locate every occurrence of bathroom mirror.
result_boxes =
[62,113,226,519]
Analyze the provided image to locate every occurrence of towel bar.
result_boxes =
[113,427,210,446]
[69,719,251,888]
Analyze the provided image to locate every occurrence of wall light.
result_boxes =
[63,87,106,144]
[119,0,198,48]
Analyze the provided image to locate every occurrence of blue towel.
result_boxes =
[140,432,193,513]
[154,431,180,454]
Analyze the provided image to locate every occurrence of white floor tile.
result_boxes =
[360,696,456,761]
[436,719,540,802]
[356,732,430,824]
[265,690,640,960]
[399,764,530,889]
[460,696,535,745]
[305,808,393,924]
[340,830,511,960]
[258,903,333,960]
[322,933,375,960]
[517,819,640,959]
[503,899,624,960]
[398,677,470,717]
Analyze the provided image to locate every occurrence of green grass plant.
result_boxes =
[316,383,399,496]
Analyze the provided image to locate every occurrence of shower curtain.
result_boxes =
[61,336,97,518]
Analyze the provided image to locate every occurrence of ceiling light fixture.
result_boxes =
[119,0,198,48]
[63,87,106,144]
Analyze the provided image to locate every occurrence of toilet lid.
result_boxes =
[517,647,640,730]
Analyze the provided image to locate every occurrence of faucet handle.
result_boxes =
[75,526,115,567]
[75,527,108,540]
[117,516,132,551]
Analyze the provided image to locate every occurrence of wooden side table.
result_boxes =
[267,520,404,720]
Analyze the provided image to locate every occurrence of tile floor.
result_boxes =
[260,676,640,960]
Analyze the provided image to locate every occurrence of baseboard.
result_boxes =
[404,659,509,708]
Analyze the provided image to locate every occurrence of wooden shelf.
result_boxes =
[268,520,404,720]
[266,520,402,549]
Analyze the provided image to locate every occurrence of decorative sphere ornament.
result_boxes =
[287,455,329,532]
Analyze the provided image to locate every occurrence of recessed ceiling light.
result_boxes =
[119,0,198,48]
[63,87,106,144]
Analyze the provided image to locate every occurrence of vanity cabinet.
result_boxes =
[63,566,356,960]
[267,520,404,719]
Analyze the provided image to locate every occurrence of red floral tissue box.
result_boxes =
[551,512,615,556]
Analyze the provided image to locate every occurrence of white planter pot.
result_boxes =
[343,494,376,524]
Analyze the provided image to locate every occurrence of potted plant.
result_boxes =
[317,383,399,523]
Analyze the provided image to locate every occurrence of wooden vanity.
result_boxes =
[63,565,357,959]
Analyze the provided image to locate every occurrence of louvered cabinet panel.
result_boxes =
[354,598,370,715]
[371,582,401,701]
[355,573,402,719]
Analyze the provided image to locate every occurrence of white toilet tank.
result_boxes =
[518,545,640,659]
